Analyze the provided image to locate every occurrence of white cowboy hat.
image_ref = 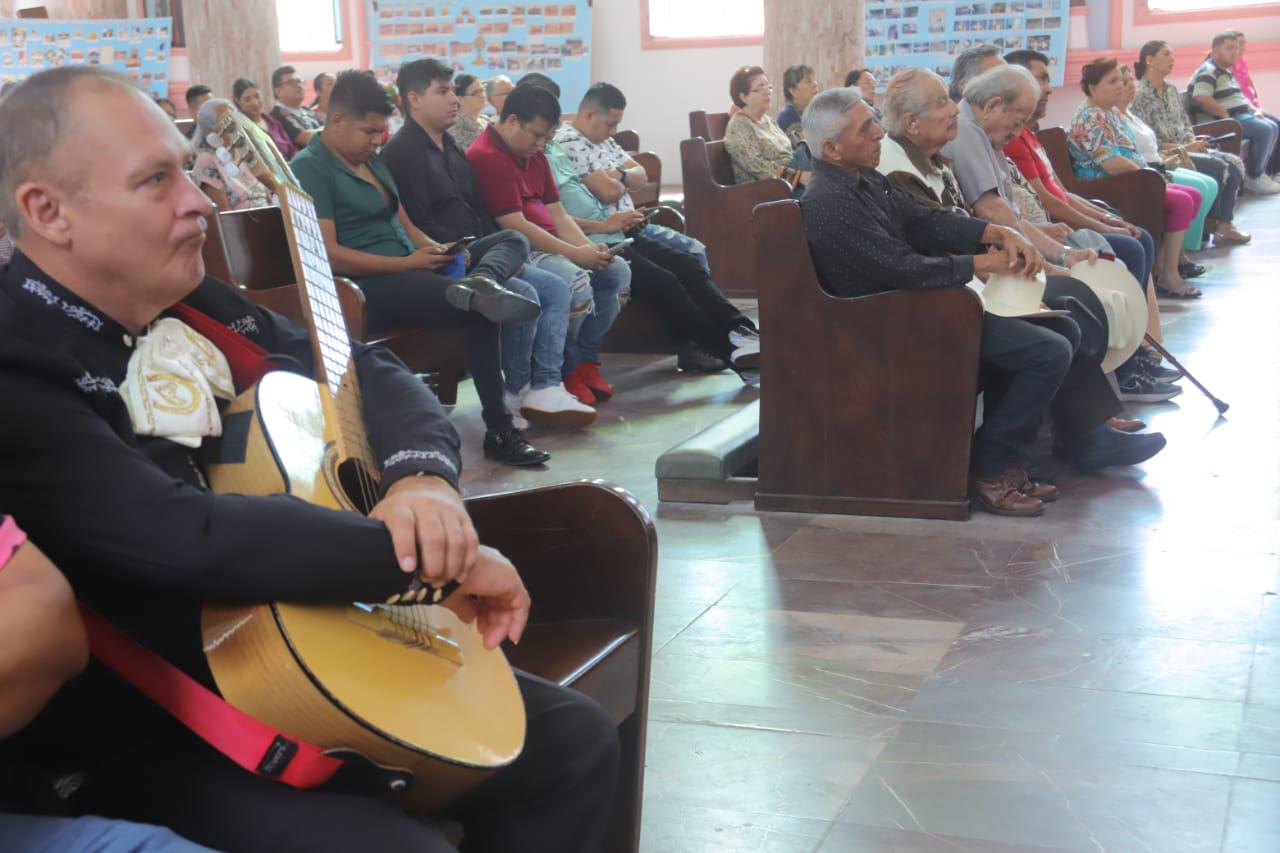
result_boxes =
[979,271,1070,320]
[1067,257,1147,373]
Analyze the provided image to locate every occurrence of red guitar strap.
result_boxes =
[78,604,345,789]
[80,302,333,787]
[170,302,276,390]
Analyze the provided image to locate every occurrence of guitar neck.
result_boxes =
[277,186,378,476]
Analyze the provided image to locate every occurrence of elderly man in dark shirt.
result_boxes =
[802,86,1165,515]
[0,66,618,853]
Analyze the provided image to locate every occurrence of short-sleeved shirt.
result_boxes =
[191,148,275,211]
[941,100,1014,207]
[271,103,324,146]
[290,134,415,258]
[1066,103,1144,180]
[467,125,560,236]
[545,141,623,245]
[0,514,25,570]
[1189,59,1252,119]
[1003,125,1068,203]
[551,125,634,214]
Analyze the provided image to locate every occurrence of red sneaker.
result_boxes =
[564,370,597,405]
[577,361,613,401]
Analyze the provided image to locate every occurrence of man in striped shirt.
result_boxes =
[1190,31,1280,191]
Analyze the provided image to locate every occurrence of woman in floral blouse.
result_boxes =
[191,99,280,212]
[450,73,490,151]
[1068,57,1203,298]
[723,66,808,193]
[1132,40,1250,246]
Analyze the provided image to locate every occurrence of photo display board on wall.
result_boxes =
[864,0,1069,88]
[0,18,173,98]
[366,1,592,109]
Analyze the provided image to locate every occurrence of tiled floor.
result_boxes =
[459,192,1280,852]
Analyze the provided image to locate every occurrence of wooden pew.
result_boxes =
[1037,127,1167,243]
[680,137,791,298]
[211,205,468,406]
[470,480,656,853]
[1193,117,1245,158]
[688,110,730,142]
[751,199,984,521]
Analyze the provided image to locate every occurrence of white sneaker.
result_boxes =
[521,383,597,428]
[504,386,529,430]
[727,328,760,369]
[1245,175,1280,195]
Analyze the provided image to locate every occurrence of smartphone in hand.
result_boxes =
[443,236,476,256]
[607,238,634,256]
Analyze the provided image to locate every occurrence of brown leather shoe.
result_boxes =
[1108,415,1146,433]
[969,471,1045,517]
[1010,466,1058,503]
[1213,221,1252,245]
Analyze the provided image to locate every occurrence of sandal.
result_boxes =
[1178,261,1207,279]
[1155,280,1202,299]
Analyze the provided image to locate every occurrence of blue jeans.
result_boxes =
[526,252,630,371]
[641,223,709,273]
[500,264,572,393]
[0,814,214,851]
[1239,112,1279,178]
[1102,228,1155,289]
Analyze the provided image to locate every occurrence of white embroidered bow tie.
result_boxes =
[120,317,235,448]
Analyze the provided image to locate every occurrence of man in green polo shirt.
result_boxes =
[292,70,550,466]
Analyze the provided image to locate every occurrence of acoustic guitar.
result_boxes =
[199,185,525,811]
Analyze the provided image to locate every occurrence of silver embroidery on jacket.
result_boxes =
[22,278,104,332]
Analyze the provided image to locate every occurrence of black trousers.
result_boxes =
[975,276,1122,476]
[355,231,531,433]
[1189,151,1242,223]
[625,233,746,361]
[70,671,620,853]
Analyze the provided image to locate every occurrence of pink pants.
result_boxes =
[1163,182,1201,233]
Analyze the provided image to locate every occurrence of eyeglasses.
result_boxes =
[748,84,773,94]
[282,78,303,87]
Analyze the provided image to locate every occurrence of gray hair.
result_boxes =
[949,45,1002,100]
[196,97,234,138]
[881,68,945,135]
[482,75,513,102]
[0,66,140,237]
[962,64,1037,110]
[801,86,865,162]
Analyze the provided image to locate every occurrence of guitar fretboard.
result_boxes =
[278,185,376,474]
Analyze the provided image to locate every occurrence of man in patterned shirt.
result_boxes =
[549,83,760,374]
[270,64,324,150]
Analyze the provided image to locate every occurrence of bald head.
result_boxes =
[0,67,158,236]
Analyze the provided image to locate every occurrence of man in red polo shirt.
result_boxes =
[468,84,631,405]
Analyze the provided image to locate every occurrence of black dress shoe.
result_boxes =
[676,342,729,373]
[1072,425,1166,472]
[483,428,551,466]
[446,275,541,324]
[1178,261,1206,279]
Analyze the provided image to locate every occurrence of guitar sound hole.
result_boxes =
[337,458,379,515]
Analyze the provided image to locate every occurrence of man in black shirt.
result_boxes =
[383,59,594,427]
[801,87,1164,515]
[0,66,617,853]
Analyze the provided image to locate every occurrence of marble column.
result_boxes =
[183,0,281,108]
[762,0,865,99]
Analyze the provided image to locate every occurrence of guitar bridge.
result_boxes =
[346,603,464,666]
